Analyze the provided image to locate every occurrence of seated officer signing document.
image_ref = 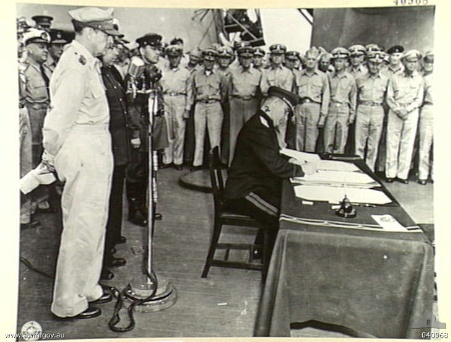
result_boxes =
[224,86,317,248]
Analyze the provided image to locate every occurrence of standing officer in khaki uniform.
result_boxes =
[160,45,192,169]
[22,28,52,168]
[354,52,389,171]
[323,47,357,154]
[188,49,228,169]
[260,44,294,146]
[42,7,121,319]
[377,45,405,173]
[227,46,262,164]
[417,51,434,185]
[385,50,424,184]
[293,47,330,152]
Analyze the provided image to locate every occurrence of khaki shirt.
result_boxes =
[356,72,389,104]
[228,65,261,99]
[381,63,404,79]
[43,40,109,156]
[386,71,424,113]
[347,64,368,78]
[161,64,192,110]
[423,72,433,105]
[22,59,52,105]
[294,68,330,116]
[328,71,357,118]
[260,64,294,96]
[189,66,227,103]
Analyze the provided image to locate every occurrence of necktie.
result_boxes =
[40,64,50,96]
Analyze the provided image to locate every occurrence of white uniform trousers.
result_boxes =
[19,107,33,224]
[163,95,187,166]
[229,97,258,164]
[385,109,419,180]
[323,103,350,154]
[418,104,433,180]
[51,125,113,317]
[295,102,321,152]
[354,105,385,172]
[193,101,223,167]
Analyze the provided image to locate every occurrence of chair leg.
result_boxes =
[201,221,223,278]
[261,229,269,281]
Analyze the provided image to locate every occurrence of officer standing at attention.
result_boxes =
[347,45,368,78]
[188,49,228,169]
[227,45,262,164]
[323,47,357,154]
[21,28,55,213]
[417,51,434,185]
[377,45,405,174]
[260,44,294,147]
[42,7,121,319]
[354,52,389,171]
[100,35,137,280]
[125,33,167,226]
[385,50,424,184]
[293,47,330,152]
[160,44,192,170]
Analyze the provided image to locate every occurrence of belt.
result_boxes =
[300,98,319,105]
[231,94,255,101]
[27,102,49,110]
[197,99,220,104]
[359,101,382,107]
[164,92,186,97]
[330,100,345,107]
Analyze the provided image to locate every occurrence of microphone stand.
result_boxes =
[124,69,177,312]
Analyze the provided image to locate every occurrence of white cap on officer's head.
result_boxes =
[69,7,120,36]
[23,28,51,45]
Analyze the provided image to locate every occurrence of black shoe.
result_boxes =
[128,210,147,227]
[74,306,101,319]
[190,165,203,171]
[115,236,127,245]
[20,220,41,230]
[418,179,427,185]
[89,292,112,305]
[107,257,126,268]
[155,212,163,220]
[100,269,114,280]
[397,178,409,184]
[386,177,394,183]
[160,163,173,169]
[174,164,183,170]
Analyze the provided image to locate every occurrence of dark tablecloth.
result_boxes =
[254,161,434,338]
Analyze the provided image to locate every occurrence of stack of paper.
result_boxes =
[280,148,320,162]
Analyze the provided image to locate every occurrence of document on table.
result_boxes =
[295,170,376,184]
[293,185,392,205]
[280,148,321,162]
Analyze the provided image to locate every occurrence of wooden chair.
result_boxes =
[201,147,270,279]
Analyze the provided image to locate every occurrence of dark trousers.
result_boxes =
[226,187,280,246]
[104,164,126,265]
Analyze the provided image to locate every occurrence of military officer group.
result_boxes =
[17,6,433,320]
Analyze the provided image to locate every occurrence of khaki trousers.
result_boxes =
[418,104,433,180]
[163,95,187,166]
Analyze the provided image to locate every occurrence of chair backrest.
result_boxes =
[209,147,225,212]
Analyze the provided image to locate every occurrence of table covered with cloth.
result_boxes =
[254,159,434,338]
